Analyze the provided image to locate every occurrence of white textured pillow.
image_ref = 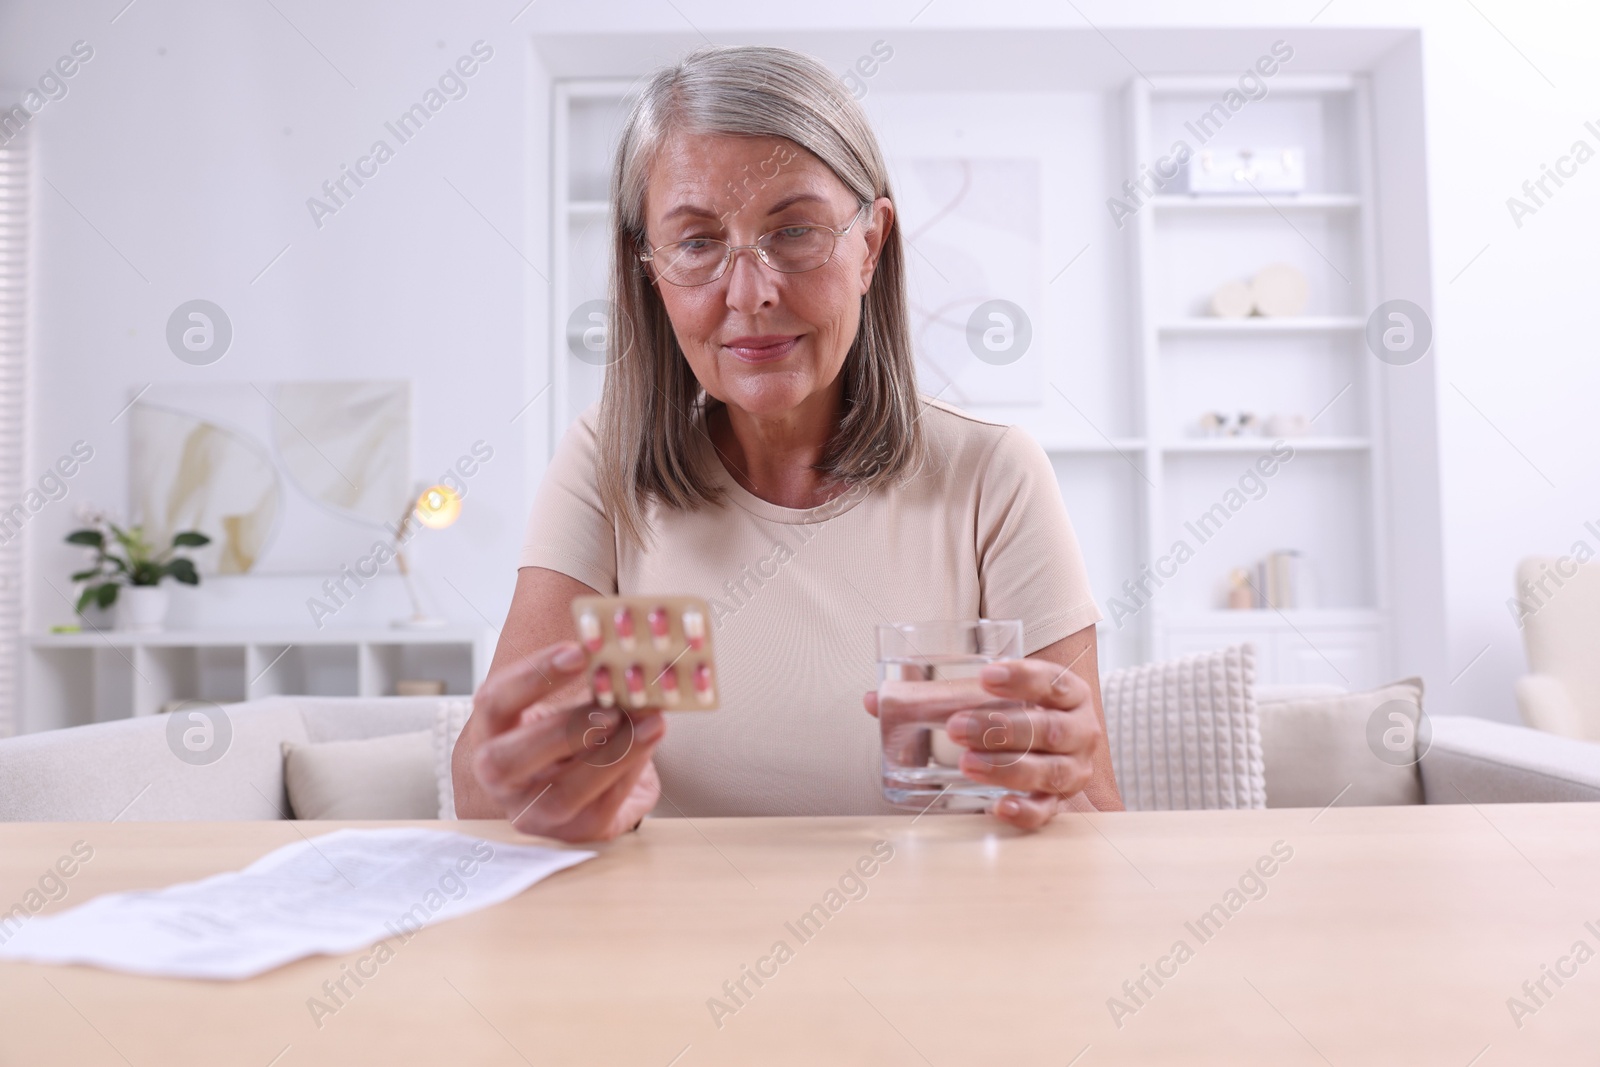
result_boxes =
[1103,644,1265,811]
[281,730,439,820]
[433,697,473,819]
[1257,678,1425,808]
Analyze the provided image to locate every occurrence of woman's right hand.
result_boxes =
[469,639,667,843]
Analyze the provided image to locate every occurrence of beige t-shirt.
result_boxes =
[518,397,1102,817]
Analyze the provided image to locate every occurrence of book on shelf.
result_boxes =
[1253,550,1303,610]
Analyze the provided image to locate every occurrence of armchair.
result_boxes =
[1514,556,1600,740]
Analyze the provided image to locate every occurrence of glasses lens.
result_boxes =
[655,239,728,285]
[760,226,836,273]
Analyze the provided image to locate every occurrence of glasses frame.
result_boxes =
[638,201,871,287]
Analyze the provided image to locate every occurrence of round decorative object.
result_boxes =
[1210,280,1253,318]
[1251,262,1310,317]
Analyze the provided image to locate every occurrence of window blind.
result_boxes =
[0,122,30,736]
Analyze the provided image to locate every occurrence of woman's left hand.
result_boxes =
[862,656,1106,829]
[944,658,1102,829]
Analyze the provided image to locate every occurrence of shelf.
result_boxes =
[1151,194,1361,212]
[1148,75,1357,95]
[28,625,485,650]
[1159,317,1364,335]
[1040,438,1146,455]
[23,627,493,731]
[1157,608,1384,630]
[1163,437,1369,454]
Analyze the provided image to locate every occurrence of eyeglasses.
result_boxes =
[639,202,870,287]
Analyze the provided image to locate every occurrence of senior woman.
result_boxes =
[454,45,1122,842]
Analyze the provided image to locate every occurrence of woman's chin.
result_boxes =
[720,375,816,418]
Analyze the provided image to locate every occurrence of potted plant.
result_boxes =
[66,520,210,632]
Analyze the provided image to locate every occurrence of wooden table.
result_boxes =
[1,805,1596,1065]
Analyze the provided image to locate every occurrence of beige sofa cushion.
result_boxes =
[1258,678,1425,808]
[281,730,438,820]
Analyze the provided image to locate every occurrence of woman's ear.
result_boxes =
[857,196,894,295]
[633,235,658,286]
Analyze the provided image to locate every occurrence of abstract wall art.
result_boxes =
[128,381,410,574]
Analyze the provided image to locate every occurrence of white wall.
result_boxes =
[4,0,1597,723]
[1311,0,1600,721]
[0,0,543,636]
[1404,2,1600,721]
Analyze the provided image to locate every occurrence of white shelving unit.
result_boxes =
[1162,437,1370,454]
[550,81,637,453]
[543,57,1419,689]
[1155,609,1386,687]
[1149,193,1362,212]
[23,626,492,733]
[1158,317,1364,335]
[1127,74,1392,687]
[1037,439,1148,455]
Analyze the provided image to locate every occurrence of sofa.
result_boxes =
[3,683,1600,821]
[0,696,458,822]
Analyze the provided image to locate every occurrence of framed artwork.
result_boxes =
[128,381,410,574]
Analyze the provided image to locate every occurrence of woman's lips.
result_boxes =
[723,335,800,363]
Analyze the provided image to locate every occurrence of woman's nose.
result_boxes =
[722,245,780,312]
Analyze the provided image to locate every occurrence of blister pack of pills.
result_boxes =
[569,595,718,710]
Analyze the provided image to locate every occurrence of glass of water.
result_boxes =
[876,619,1026,813]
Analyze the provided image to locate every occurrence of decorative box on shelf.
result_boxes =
[23,626,493,733]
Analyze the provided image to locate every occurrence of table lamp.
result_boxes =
[391,483,462,629]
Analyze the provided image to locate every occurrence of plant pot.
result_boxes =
[118,585,170,633]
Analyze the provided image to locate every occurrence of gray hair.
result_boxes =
[596,44,926,553]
